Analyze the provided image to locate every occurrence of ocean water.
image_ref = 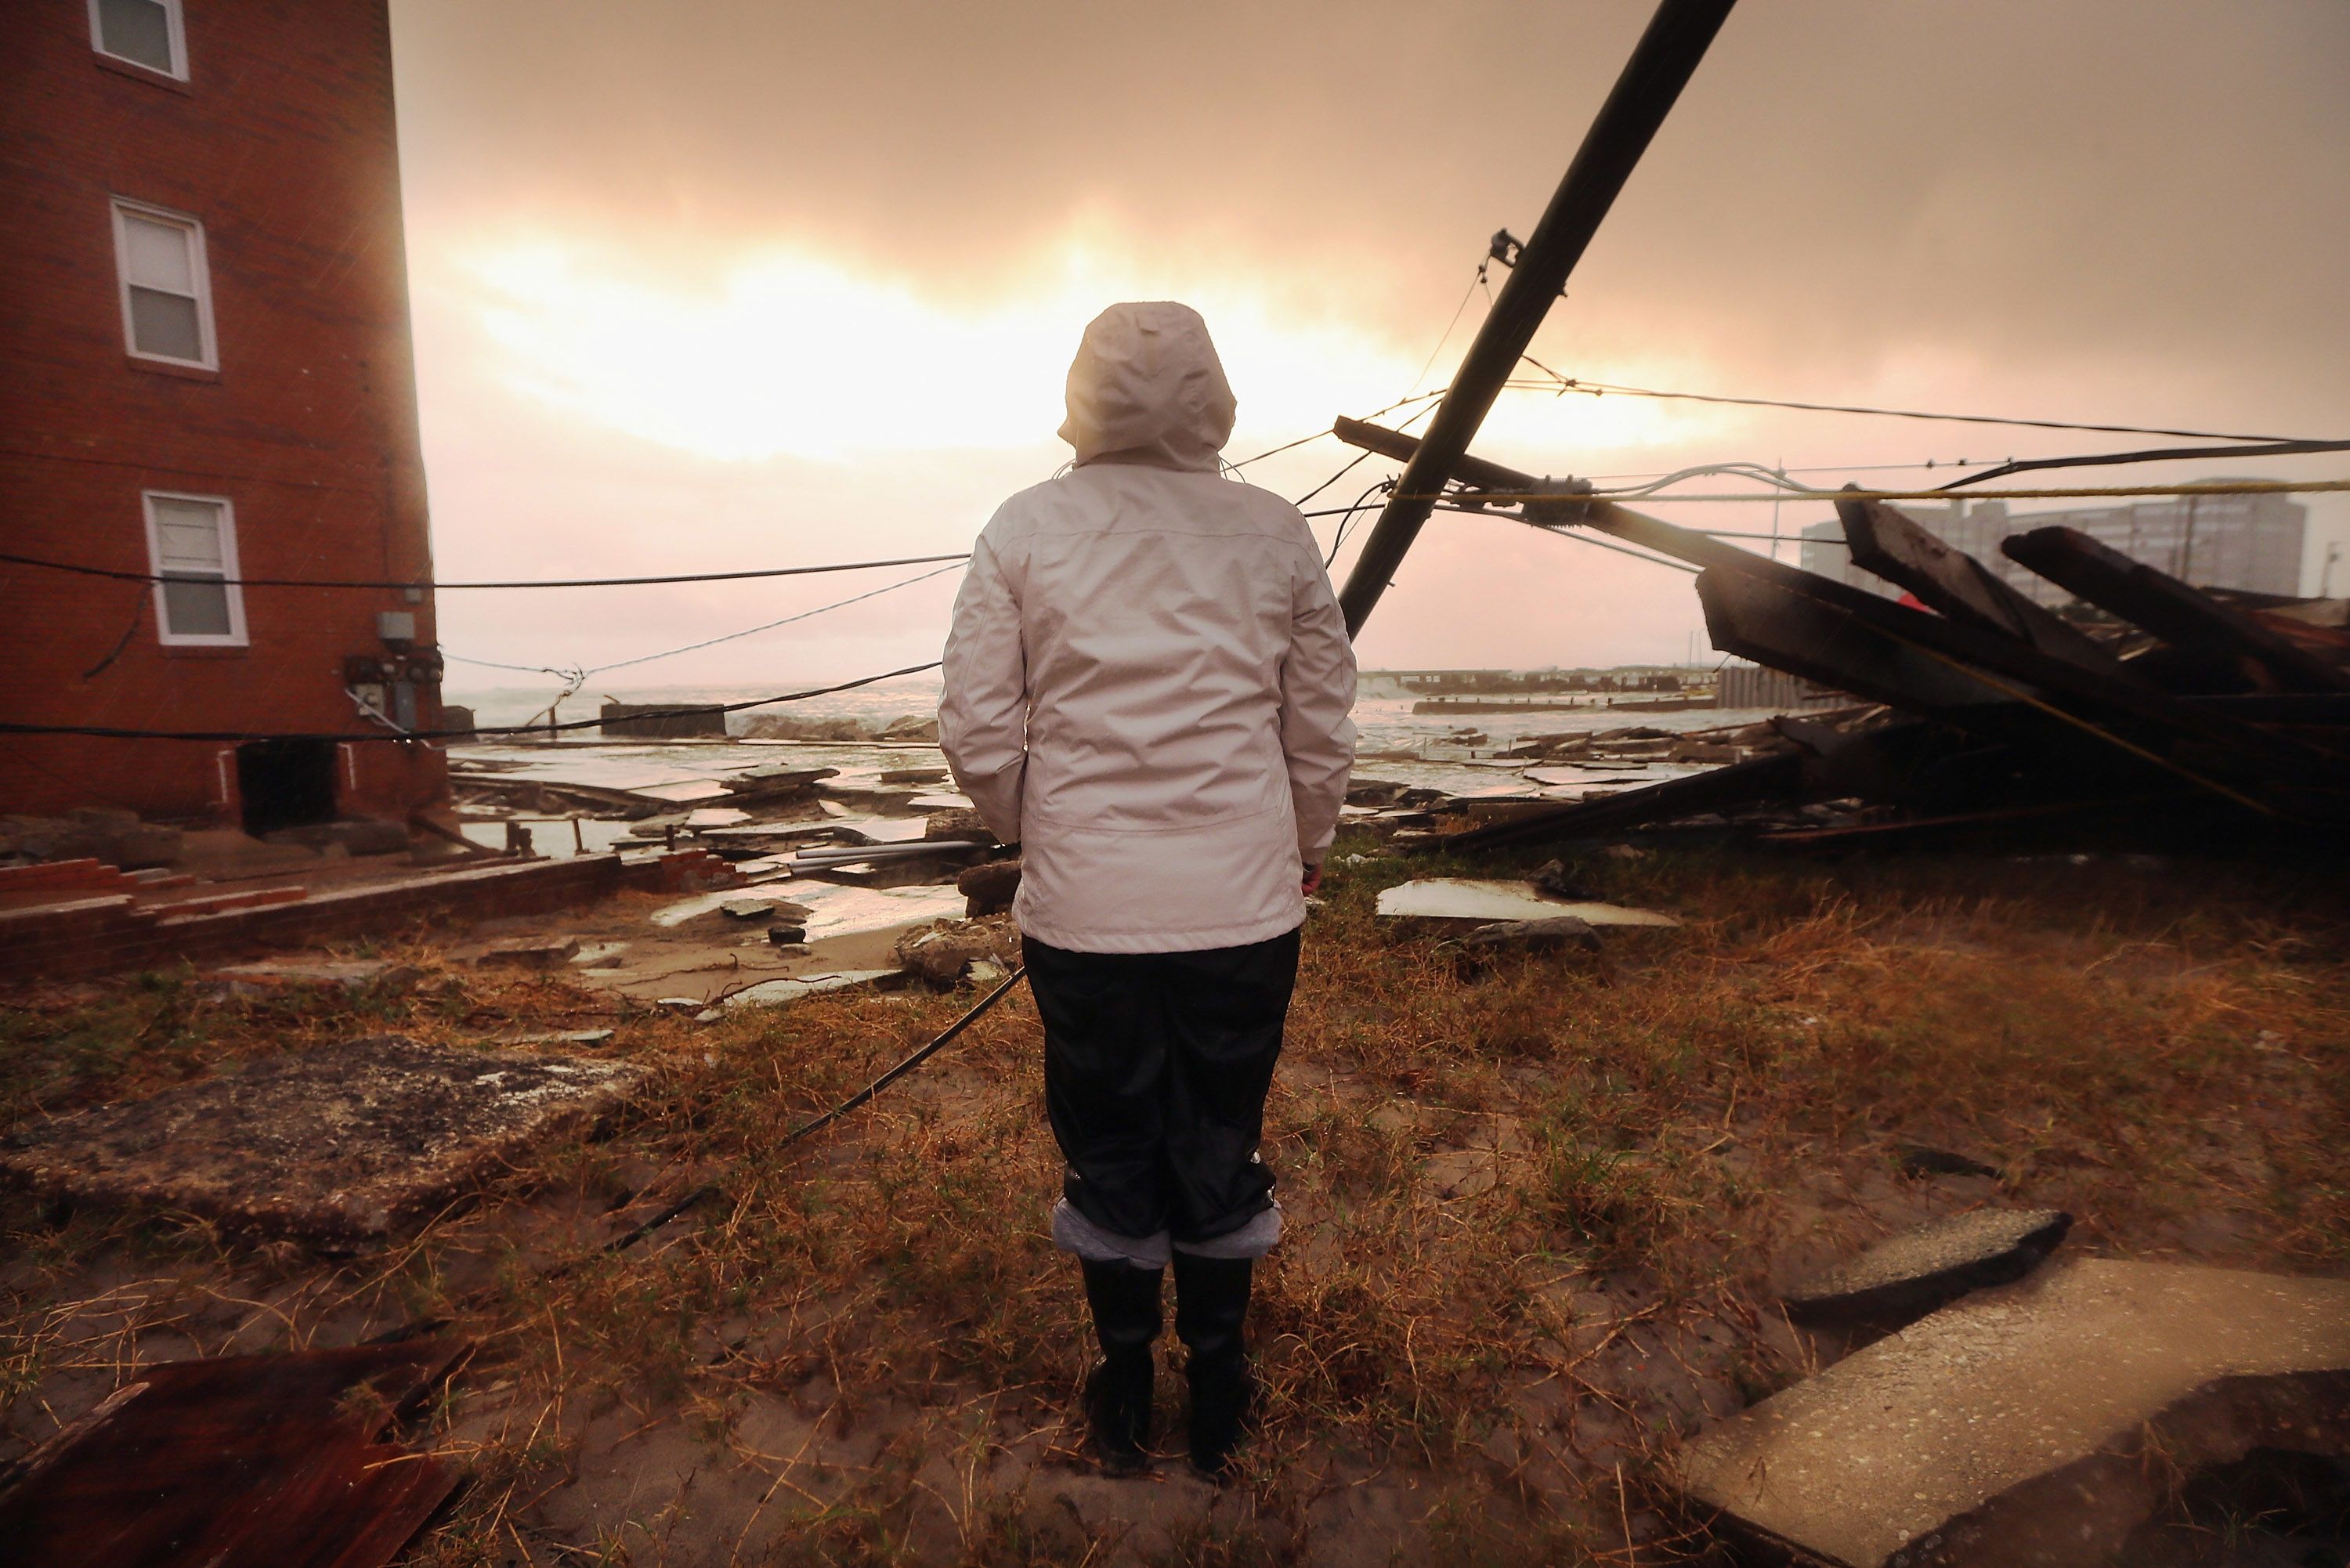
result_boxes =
[447,674,1769,757]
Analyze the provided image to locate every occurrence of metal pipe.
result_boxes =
[1335,0,1738,637]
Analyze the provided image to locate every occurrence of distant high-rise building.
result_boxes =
[1799,490,2306,607]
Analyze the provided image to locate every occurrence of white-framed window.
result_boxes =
[110,199,215,368]
[143,490,248,646]
[89,0,187,80]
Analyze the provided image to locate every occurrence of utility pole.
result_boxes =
[1335,0,1739,638]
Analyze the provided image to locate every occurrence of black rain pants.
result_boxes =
[1024,927,1300,1252]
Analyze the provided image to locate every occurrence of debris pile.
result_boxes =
[1337,418,2350,854]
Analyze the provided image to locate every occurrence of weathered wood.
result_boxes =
[1333,418,2341,792]
[1698,568,2039,731]
[0,1341,465,1568]
[2003,526,2350,694]
[1834,493,2128,674]
[1426,750,1807,853]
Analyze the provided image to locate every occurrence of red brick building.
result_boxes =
[0,0,446,832]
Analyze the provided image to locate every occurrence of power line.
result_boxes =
[0,661,944,744]
[1227,390,1447,471]
[0,548,972,592]
[1436,503,1697,574]
[579,562,963,676]
[1504,369,2317,444]
[1936,438,2350,491]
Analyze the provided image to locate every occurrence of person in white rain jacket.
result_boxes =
[939,301,1356,1476]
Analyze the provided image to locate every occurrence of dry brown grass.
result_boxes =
[2,839,2345,1563]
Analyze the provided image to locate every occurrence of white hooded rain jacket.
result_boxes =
[939,302,1358,953]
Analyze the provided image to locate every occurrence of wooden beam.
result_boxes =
[2002,526,2350,695]
[1833,493,2128,675]
[1426,750,1807,853]
[1697,569,2059,741]
[1332,418,2341,789]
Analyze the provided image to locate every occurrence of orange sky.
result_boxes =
[386,0,2350,694]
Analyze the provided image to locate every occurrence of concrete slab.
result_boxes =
[717,970,902,1012]
[0,1034,647,1243]
[1375,878,1681,927]
[1678,1259,2350,1567]
[1786,1208,2070,1325]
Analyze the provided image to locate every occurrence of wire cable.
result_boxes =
[0,548,973,592]
[572,562,963,677]
[1436,503,1700,575]
[0,661,944,744]
[1325,480,1394,569]
[1504,368,2316,444]
[1936,438,2350,491]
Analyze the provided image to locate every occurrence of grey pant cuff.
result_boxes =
[1174,1202,1282,1259]
[1051,1199,1170,1269]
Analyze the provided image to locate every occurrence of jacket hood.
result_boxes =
[1058,302,1237,471]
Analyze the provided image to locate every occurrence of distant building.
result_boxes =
[1799,491,2306,608]
[0,0,446,831]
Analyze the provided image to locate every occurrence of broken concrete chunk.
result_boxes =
[922,808,994,844]
[1375,878,1680,928]
[1530,859,1601,901]
[208,957,422,997]
[719,970,901,1011]
[1456,915,1603,954]
[1679,1259,2350,1568]
[893,917,1021,988]
[1786,1208,2070,1326]
[957,857,1022,916]
[0,1034,646,1242]
[766,923,808,946]
[474,935,582,969]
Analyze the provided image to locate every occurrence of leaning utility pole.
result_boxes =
[1336,0,1739,638]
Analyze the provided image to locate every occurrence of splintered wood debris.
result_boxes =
[0,1033,647,1241]
[0,1339,468,1568]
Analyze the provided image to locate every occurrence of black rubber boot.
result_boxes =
[1079,1259,1162,1472]
[1173,1252,1256,1479]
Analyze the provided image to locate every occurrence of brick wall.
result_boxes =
[0,0,446,823]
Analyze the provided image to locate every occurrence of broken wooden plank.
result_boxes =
[2003,525,2350,694]
[1427,750,1807,853]
[1698,568,2055,735]
[0,1340,465,1568]
[1336,418,2343,798]
[1833,493,2128,674]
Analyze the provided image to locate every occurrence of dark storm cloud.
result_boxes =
[387,1,2349,676]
